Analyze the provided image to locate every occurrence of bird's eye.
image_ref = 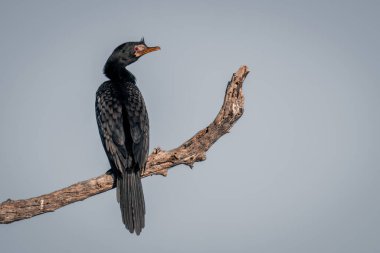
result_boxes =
[134,46,139,51]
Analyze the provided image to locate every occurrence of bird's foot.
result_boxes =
[106,168,114,175]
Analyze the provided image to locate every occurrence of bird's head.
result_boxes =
[108,38,161,66]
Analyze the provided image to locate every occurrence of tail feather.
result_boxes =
[116,172,145,235]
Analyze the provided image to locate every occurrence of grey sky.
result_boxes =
[0,0,379,252]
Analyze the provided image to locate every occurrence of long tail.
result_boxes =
[116,171,145,235]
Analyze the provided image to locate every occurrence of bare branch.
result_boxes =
[0,65,250,224]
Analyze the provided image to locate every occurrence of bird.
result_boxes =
[95,38,160,235]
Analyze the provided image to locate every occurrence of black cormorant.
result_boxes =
[95,38,160,235]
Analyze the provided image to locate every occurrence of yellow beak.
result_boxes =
[137,46,161,57]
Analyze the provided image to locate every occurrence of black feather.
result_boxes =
[96,77,149,235]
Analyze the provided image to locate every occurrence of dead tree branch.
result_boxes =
[0,65,250,224]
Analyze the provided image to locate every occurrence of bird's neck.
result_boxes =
[104,61,136,84]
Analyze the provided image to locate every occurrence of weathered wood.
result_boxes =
[0,66,250,224]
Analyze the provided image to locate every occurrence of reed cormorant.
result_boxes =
[95,38,160,235]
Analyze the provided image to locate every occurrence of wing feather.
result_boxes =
[96,81,149,175]
[122,84,149,172]
[96,82,130,174]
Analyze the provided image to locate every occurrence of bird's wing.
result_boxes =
[122,85,149,172]
[96,85,131,174]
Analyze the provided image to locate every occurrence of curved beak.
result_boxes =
[137,46,161,57]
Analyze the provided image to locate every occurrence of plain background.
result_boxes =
[0,1,379,252]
